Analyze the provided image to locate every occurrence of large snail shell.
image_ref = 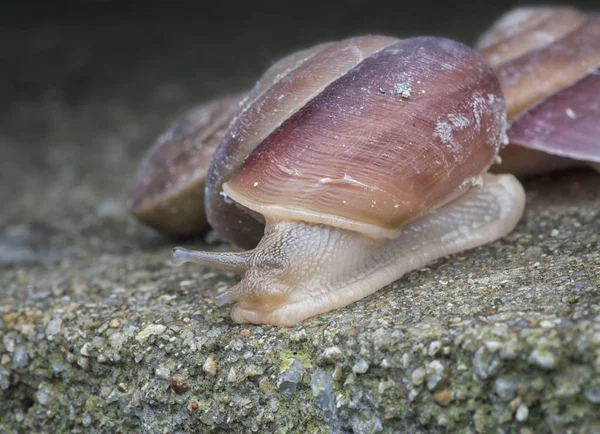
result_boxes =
[206,36,506,247]
[478,7,600,174]
[205,35,397,247]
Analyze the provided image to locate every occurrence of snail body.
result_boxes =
[169,36,524,325]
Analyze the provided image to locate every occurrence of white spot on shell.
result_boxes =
[460,176,484,190]
[253,182,259,187]
[343,173,370,188]
[433,121,459,154]
[469,93,486,131]
[394,83,411,98]
[219,190,233,205]
[448,114,470,129]
[277,164,301,176]
[565,107,576,119]
[468,91,507,150]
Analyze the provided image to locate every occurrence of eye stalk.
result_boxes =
[171,247,252,275]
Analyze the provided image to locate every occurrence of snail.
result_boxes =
[128,7,599,325]
[130,35,524,325]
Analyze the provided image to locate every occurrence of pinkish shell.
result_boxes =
[507,67,600,164]
[205,35,400,248]
[477,6,585,68]
[218,37,505,241]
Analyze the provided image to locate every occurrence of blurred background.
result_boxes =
[0,0,597,233]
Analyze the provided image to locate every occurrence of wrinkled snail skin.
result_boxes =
[170,36,526,326]
[478,6,600,175]
[174,175,524,325]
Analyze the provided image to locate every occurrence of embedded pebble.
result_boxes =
[82,412,92,427]
[426,360,448,390]
[411,367,426,386]
[408,389,419,402]
[278,359,303,394]
[528,349,557,370]
[109,332,127,350]
[290,328,308,342]
[35,384,54,405]
[3,336,15,353]
[428,340,442,356]
[584,385,600,404]
[169,377,190,394]
[484,341,501,352]
[259,378,275,394]
[352,359,369,374]
[226,367,237,382]
[473,346,493,379]
[434,390,451,406]
[320,346,343,364]
[12,347,28,367]
[45,318,62,336]
[515,404,529,422]
[494,377,518,401]
[311,369,334,422]
[135,324,167,342]
[80,343,91,356]
[155,366,170,379]
[0,368,10,390]
[106,389,119,404]
[203,355,218,376]
[244,365,264,377]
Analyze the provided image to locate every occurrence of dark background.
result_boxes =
[3,0,598,106]
[0,0,598,228]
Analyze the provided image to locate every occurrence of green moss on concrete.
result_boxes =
[1,7,599,432]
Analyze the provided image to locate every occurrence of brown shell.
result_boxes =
[477,7,585,68]
[128,93,243,237]
[507,67,600,165]
[477,9,600,120]
[478,8,600,174]
[207,36,506,245]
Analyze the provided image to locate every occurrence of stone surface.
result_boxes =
[1,2,600,433]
